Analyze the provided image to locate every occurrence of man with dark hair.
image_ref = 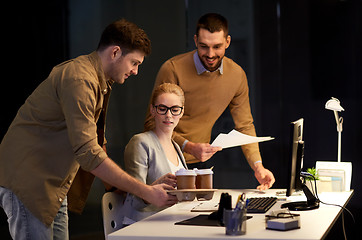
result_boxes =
[0,19,177,240]
[196,12,229,38]
[97,18,151,56]
[145,13,275,190]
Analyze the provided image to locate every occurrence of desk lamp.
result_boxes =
[316,97,351,192]
[325,97,344,162]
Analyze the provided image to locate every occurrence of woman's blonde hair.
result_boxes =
[150,83,185,106]
[145,83,185,130]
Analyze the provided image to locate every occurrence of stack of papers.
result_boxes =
[211,130,274,149]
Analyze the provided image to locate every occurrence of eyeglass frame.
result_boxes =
[153,104,184,116]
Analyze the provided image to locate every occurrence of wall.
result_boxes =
[255,1,362,238]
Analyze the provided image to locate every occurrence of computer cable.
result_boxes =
[300,172,355,240]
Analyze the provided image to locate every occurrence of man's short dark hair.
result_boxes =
[97,19,151,56]
[196,13,228,37]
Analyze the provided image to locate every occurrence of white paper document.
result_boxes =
[211,129,274,149]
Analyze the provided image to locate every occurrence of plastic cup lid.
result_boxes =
[175,169,197,176]
[193,168,214,175]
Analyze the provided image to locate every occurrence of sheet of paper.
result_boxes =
[211,129,274,149]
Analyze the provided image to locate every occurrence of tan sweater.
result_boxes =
[145,50,261,166]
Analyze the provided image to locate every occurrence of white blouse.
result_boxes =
[168,154,185,174]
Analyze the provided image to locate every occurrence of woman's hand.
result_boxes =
[152,173,177,188]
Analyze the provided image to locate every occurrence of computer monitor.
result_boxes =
[286,118,304,197]
[282,118,320,211]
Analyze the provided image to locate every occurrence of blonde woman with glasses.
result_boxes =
[121,83,187,225]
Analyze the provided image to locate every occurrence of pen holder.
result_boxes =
[223,208,247,235]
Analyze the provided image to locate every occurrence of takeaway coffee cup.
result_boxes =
[175,169,196,189]
[194,168,213,189]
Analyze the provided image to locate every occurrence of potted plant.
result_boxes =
[304,167,320,194]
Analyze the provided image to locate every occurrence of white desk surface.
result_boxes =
[108,189,354,240]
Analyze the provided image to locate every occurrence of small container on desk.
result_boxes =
[223,207,247,235]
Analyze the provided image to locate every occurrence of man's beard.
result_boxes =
[200,55,223,72]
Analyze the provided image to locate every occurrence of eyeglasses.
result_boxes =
[153,104,183,116]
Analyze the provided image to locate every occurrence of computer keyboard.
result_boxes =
[246,197,277,213]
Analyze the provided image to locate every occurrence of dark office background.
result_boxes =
[1,0,361,239]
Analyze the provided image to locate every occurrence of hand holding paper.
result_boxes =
[184,142,222,162]
[211,130,274,149]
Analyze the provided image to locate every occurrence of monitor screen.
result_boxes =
[286,118,304,197]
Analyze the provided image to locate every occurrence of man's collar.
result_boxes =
[193,51,223,75]
[89,51,113,95]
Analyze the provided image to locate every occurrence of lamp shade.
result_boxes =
[325,97,344,112]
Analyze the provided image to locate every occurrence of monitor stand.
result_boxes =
[281,184,320,211]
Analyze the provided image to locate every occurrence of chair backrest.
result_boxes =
[101,191,126,239]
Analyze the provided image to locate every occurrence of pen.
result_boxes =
[235,200,243,210]
[237,195,241,203]
[236,193,246,208]
[245,199,250,208]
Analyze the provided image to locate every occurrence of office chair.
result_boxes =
[101,191,126,239]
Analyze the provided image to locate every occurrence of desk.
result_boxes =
[109,189,353,240]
